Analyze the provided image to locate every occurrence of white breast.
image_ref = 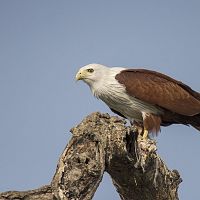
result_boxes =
[91,68,163,122]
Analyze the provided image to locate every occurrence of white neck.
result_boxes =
[88,67,126,98]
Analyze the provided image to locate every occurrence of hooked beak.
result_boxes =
[75,70,86,81]
[75,72,82,81]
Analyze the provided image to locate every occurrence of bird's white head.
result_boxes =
[76,63,126,97]
[75,63,109,86]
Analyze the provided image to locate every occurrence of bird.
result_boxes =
[76,63,200,138]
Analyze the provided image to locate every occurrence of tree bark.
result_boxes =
[0,112,182,200]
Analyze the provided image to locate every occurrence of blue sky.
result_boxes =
[0,1,200,199]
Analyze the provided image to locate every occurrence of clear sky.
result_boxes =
[0,1,200,199]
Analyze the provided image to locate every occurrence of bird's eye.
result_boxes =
[87,68,94,73]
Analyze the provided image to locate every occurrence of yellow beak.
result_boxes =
[76,72,82,81]
[76,70,86,81]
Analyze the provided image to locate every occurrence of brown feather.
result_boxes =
[143,114,161,133]
[190,114,200,130]
[161,111,200,131]
[116,69,200,116]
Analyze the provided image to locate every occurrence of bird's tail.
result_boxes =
[190,114,200,131]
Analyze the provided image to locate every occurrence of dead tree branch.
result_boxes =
[0,112,182,200]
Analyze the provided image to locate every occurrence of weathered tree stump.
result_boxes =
[0,112,182,200]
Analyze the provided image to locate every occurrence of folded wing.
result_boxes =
[115,69,200,116]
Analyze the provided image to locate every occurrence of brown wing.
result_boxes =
[115,69,200,116]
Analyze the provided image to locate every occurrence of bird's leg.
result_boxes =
[141,112,150,140]
[130,120,148,171]
[131,122,149,140]
[142,129,149,140]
